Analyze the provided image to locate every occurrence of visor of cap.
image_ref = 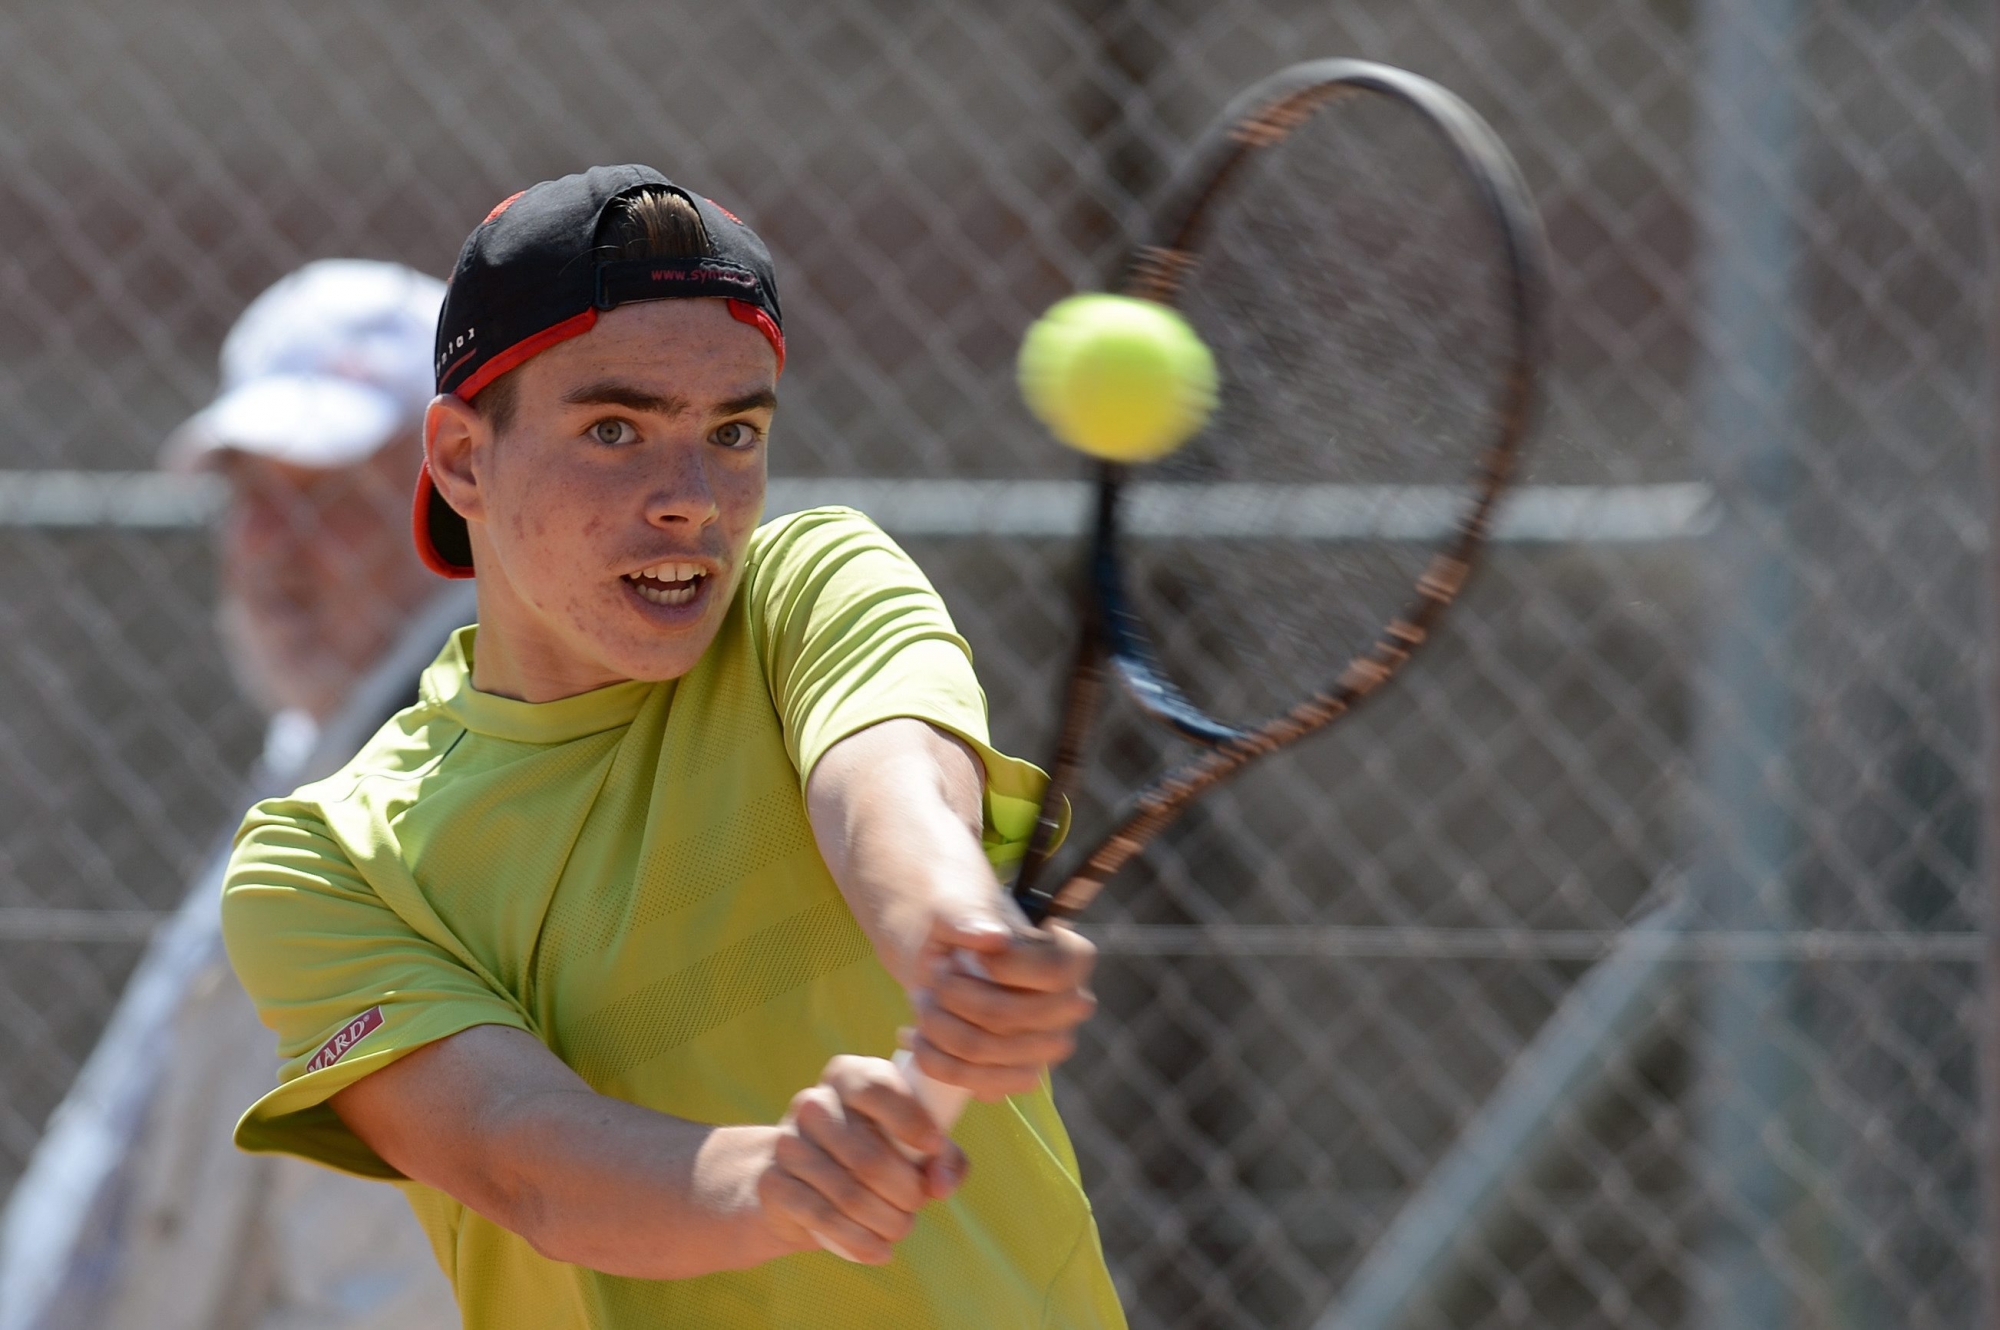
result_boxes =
[162,374,409,472]
[412,461,474,579]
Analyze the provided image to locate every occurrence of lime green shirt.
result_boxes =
[220,507,1123,1329]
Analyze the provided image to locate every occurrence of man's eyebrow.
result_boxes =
[561,381,691,415]
[716,388,778,416]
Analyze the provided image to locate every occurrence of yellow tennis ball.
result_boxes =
[1018,293,1218,462]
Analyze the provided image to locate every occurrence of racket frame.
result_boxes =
[1012,58,1548,924]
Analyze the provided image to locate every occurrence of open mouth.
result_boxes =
[624,561,708,607]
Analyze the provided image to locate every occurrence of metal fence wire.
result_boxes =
[0,1,1992,1327]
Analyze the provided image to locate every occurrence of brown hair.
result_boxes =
[473,188,715,432]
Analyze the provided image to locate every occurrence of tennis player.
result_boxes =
[219,165,1124,1327]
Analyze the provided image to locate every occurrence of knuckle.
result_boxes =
[927,974,976,1020]
[857,1054,895,1082]
[882,1173,925,1214]
[804,1155,853,1201]
[914,1007,956,1044]
[938,1024,990,1062]
[908,1040,942,1076]
[842,1127,892,1173]
[931,973,974,1014]
[841,1081,901,1127]
[845,1234,889,1263]
[912,1041,964,1082]
[767,1172,819,1221]
[827,1171,871,1211]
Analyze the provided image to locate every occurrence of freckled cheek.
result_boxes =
[516,472,609,550]
[714,468,766,530]
[561,585,599,624]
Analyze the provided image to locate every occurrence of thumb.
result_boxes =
[928,902,1014,957]
[924,1141,970,1199]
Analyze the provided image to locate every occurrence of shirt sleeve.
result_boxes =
[747,506,1066,869]
[220,797,534,1178]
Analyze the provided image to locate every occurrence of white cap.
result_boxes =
[164,259,447,471]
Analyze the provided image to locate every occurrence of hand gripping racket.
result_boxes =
[820,58,1547,1260]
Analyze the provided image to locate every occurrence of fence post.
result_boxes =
[1687,0,1811,1323]
[1982,5,2000,1319]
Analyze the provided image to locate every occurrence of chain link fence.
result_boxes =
[0,0,1991,1326]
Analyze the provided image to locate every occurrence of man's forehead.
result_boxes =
[559,378,776,419]
[217,449,403,497]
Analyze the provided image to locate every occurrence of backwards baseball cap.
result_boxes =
[164,259,446,472]
[415,164,786,578]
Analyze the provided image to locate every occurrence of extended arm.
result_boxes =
[806,718,1098,1102]
[329,1025,964,1273]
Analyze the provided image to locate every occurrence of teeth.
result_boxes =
[631,580,701,607]
[633,562,704,584]
[627,560,705,608]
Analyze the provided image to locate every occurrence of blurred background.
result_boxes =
[0,0,1991,1327]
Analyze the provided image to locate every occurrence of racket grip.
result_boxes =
[892,1046,972,1139]
[811,951,985,1261]
[892,946,984,1141]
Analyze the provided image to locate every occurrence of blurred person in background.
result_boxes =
[163,259,449,773]
[91,259,463,1329]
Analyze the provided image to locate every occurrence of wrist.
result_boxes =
[697,1125,806,1257]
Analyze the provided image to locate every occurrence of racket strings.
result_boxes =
[1121,92,1516,732]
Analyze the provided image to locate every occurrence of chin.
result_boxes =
[594,616,725,683]
[611,648,711,683]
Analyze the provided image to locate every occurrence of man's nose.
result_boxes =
[226,487,303,552]
[642,447,722,528]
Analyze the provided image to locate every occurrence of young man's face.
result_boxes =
[442,298,776,691]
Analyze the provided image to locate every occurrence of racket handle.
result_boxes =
[811,951,985,1261]
[892,1045,972,1138]
[891,946,984,1141]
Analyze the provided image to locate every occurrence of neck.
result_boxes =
[469,575,628,703]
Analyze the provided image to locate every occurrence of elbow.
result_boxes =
[464,1159,564,1258]
[470,1150,696,1279]
[518,1215,579,1266]
[513,1208,717,1281]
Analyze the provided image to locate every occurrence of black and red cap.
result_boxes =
[415,164,786,578]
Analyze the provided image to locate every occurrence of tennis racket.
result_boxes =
[914,54,1544,1111]
[818,58,1547,1260]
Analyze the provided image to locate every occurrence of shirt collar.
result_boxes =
[421,625,661,743]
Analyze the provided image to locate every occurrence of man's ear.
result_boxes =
[425,394,490,524]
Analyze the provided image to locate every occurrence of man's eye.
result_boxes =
[590,419,636,446]
[712,421,760,449]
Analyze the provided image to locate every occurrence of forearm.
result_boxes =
[331,1027,799,1280]
[805,719,1099,1105]
[807,718,998,987]
[470,1089,794,1277]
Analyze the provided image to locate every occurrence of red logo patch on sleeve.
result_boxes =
[304,1006,384,1074]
